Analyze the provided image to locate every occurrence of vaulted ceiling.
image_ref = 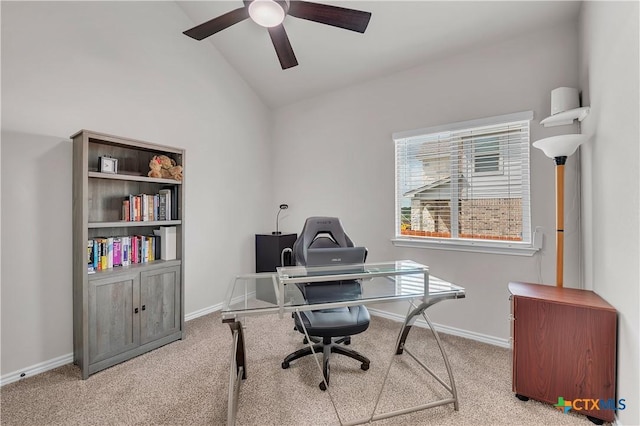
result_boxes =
[178,1,581,108]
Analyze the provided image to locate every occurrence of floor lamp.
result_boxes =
[533,134,587,287]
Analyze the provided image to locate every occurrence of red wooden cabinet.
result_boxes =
[509,282,617,423]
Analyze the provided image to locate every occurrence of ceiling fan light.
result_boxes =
[249,0,285,28]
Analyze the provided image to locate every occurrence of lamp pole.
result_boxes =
[533,133,586,289]
[554,156,567,287]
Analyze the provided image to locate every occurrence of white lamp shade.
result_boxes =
[249,0,285,27]
[533,134,587,159]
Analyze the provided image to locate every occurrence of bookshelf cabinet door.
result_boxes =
[88,272,141,364]
[139,266,181,345]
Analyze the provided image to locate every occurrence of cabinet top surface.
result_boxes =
[508,281,616,311]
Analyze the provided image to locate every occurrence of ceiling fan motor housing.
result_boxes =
[185,0,371,69]
[246,0,291,17]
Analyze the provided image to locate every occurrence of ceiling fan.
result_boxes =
[183,0,372,70]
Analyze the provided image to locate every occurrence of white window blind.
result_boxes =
[394,112,532,247]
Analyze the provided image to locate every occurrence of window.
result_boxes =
[473,137,501,174]
[393,111,535,255]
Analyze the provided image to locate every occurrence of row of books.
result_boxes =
[121,188,177,222]
[87,235,160,273]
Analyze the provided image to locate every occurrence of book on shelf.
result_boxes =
[130,195,136,222]
[147,195,155,222]
[171,189,177,220]
[106,237,114,269]
[158,192,167,221]
[154,194,159,221]
[93,239,99,271]
[121,191,176,222]
[123,199,130,222]
[130,236,137,264]
[155,234,161,259]
[94,237,108,271]
[87,233,167,273]
[113,237,122,267]
[140,194,147,222]
[121,236,130,266]
[88,240,95,273]
[134,195,141,222]
[159,189,172,221]
[148,236,156,262]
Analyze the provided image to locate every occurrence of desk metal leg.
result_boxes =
[341,300,461,426]
[418,309,459,410]
[224,319,246,426]
[395,301,459,411]
[396,299,438,354]
[396,300,459,411]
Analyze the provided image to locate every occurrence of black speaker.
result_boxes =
[255,233,297,303]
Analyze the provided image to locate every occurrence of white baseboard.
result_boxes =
[184,303,223,321]
[0,352,74,387]
[1,304,507,387]
[367,308,511,348]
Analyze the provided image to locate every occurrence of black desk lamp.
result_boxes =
[272,204,288,235]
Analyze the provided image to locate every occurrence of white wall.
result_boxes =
[579,2,639,424]
[0,1,272,376]
[272,22,582,341]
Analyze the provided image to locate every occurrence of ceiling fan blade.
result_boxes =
[183,7,249,40]
[267,25,298,69]
[288,1,371,33]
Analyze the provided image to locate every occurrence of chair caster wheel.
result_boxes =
[303,337,308,344]
[344,337,351,345]
[319,382,327,391]
[361,363,370,371]
[515,394,529,401]
[282,361,290,369]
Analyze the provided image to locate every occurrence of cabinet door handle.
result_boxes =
[134,307,139,314]
[141,305,146,311]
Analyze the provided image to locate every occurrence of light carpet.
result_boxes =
[1,312,598,425]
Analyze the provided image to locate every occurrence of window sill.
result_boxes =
[391,237,539,256]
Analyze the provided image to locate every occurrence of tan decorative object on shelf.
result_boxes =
[148,154,183,181]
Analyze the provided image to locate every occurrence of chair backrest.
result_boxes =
[293,217,354,266]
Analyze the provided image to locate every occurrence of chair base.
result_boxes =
[303,335,350,345]
[282,336,370,390]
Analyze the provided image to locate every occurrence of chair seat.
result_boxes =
[294,305,370,338]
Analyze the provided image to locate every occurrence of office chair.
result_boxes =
[281,217,370,391]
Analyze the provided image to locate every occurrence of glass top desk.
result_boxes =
[221,260,465,425]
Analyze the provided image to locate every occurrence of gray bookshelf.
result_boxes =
[72,129,185,379]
